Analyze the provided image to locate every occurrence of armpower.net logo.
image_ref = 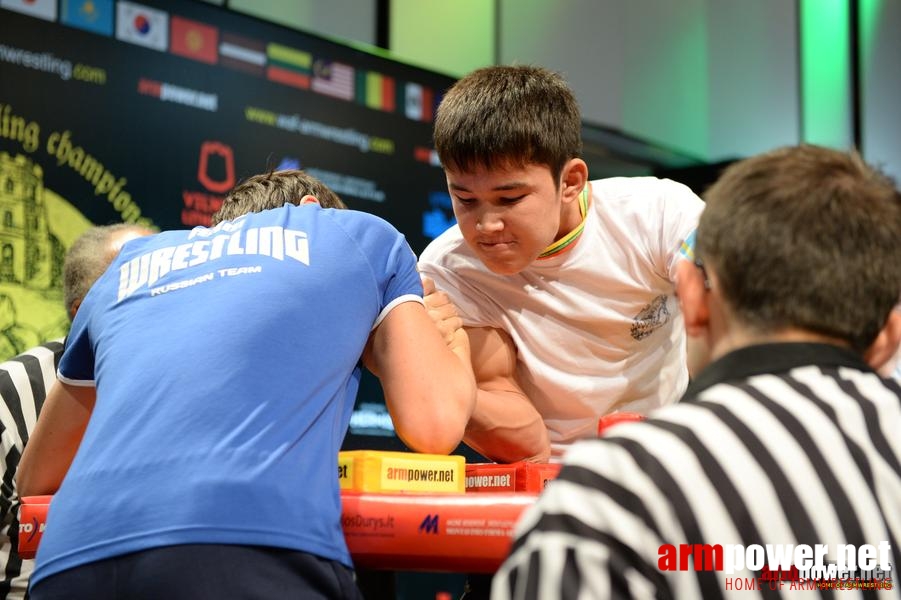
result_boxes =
[658,542,894,591]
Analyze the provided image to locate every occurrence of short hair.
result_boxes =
[697,144,901,353]
[63,224,151,317]
[211,169,346,225]
[433,65,583,182]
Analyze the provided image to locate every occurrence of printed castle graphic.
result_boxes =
[0,152,66,359]
[0,152,59,289]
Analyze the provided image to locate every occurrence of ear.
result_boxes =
[69,298,81,321]
[300,195,320,205]
[865,309,901,372]
[559,158,589,205]
[675,259,709,337]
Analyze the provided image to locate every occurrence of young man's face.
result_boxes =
[446,163,576,275]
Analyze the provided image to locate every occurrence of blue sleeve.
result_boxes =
[342,212,423,316]
[55,253,123,385]
[57,294,96,385]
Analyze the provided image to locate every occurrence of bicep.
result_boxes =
[467,326,519,389]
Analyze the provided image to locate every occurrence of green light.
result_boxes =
[800,0,852,148]
[859,0,884,69]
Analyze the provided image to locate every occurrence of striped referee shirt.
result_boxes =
[493,342,901,599]
[0,340,64,600]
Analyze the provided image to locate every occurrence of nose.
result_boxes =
[476,209,503,233]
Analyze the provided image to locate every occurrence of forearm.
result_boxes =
[391,351,476,455]
[17,381,94,497]
[464,388,550,463]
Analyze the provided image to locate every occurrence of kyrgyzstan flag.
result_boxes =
[170,15,218,64]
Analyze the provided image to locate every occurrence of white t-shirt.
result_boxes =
[419,176,704,454]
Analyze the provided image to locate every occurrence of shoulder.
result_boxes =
[591,176,701,206]
[322,208,409,248]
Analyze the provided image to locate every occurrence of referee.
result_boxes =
[493,144,901,599]
[0,224,150,599]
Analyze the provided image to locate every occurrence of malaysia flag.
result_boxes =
[311,59,354,101]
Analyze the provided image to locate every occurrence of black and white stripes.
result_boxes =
[493,343,901,600]
[0,340,64,600]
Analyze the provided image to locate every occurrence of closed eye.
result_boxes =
[498,195,526,204]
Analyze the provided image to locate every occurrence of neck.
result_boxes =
[708,325,852,363]
[556,185,587,240]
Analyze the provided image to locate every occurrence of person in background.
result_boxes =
[492,144,901,599]
[418,64,704,463]
[16,169,476,600]
[0,223,151,599]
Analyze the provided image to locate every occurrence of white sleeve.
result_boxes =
[656,179,704,282]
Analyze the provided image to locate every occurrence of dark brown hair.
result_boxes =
[433,65,583,183]
[698,144,901,352]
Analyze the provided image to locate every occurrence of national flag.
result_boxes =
[219,32,265,77]
[116,1,168,52]
[60,0,113,35]
[404,82,434,122]
[414,146,441,167]
[170,15,218,64]
[355,69,395,112]
[266,42,311,90]
[0,0,57,21]
[311,59,354,101]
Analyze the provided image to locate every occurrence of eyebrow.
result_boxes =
[448,181,529,193]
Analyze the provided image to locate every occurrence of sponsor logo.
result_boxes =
[18,516,45,543]
[385,468,455,483]
[342,513,395,532]
[658,542,894,590]
[0,43,107,85]
[197,141,234,193]
[244,105,393,156]
[180,141,232,227]
[465,474,512,488]
[418,514,439,534]
[138,77,218,112]
[631,294,669,340]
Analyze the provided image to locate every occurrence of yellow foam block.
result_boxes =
[338,450,465,494]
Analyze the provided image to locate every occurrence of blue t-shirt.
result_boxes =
[32,205,422,585]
